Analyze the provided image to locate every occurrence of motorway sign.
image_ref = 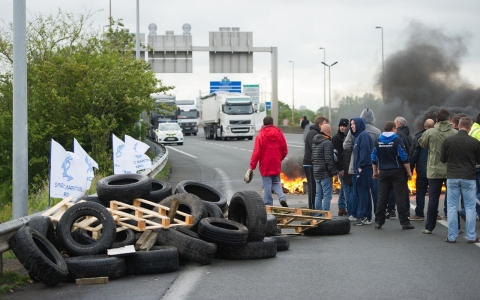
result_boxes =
[266,101,271,109]
[243,84,259,104]
[210,77,241,93]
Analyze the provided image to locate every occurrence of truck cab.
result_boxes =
[176,100,199,136]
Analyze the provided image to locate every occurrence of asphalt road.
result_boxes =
[6,129,480,300]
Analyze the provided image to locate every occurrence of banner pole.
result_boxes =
[48,139,52,209]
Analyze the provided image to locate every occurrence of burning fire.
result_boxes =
[280,173,306,194]
[408,170,446,194]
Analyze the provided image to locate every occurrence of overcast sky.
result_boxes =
[2,0,479,111]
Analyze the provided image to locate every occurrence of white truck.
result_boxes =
[176,100,199,136]
[201,92,256,141]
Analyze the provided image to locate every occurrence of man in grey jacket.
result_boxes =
[343,108,381,220]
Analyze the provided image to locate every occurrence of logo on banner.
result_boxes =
[85,157,93,173]
[116,144,124,158]
[62,155,74,181]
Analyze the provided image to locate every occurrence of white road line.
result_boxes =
[287,144,304,148]
[165,146,197,158]
[194,140,253,152]
[161,265,205,300]
[409,203,480,248]
[215,168,234,201]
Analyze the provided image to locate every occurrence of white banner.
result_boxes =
[124,134,152,171]
[112,134,136,174]
[73,138,99,190]
[49,139,87,200]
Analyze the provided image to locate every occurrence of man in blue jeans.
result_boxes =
[441,117,480,243]
[350,118,374,226]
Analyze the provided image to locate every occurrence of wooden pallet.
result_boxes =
[266,206,332,234]
[41,197,77,222]
[109,198,193,231]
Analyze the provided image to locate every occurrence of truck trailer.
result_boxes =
[201,92,256,141]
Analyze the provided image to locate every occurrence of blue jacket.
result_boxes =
[351,117,373,174]
[371,132,408,170]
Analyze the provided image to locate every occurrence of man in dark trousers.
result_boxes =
[441,117,480,243]
[419,108,457,234]
[303,116,329,210]
[350,117,374,226]
[410,119,435,221]
[372,121,414,230]
[249,116,288,207]
[332,118,350,216]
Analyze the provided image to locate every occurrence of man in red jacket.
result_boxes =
[250,116,289,206]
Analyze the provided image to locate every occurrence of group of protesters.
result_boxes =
[301,109,480,242]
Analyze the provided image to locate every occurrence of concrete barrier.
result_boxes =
[277,126,303,134]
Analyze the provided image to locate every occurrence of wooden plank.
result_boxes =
[42,197,74,217]
[138,232,158,251]
[135,230,152,250]
[76,277,109,285]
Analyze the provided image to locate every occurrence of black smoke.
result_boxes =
[281,156,305,178]
[376,21,480,131]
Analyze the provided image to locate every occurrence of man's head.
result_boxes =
[384,121,396,132]
[314,116,329,126]
[350,119,356,133]
[394,116,407,128]
[436,109,450,122]
[459,117,473,132]
[338,118,349,133]
[452,115,461,128]
[321,124,332,136]
[476,113,480,124]
[424,119,435,129]
[360,108,375,125]
[263,116,274,126]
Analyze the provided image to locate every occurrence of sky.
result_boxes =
[2,0,480,112]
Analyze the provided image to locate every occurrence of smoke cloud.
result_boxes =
[281,156,305,178]
[376,21,480,131]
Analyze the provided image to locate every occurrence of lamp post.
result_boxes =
[375,26,384,101]
[289,61,294,125]
[321,61,338,122]
[319,47,326,116]
[135,0,140,60]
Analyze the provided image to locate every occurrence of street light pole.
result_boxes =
[136,0,140,60]
[321,61,338,123]
[376,26,384,101]
[289,61,294,125]
[319,47,326,116]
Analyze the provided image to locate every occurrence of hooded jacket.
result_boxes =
[312,133,337,180]
[410,129,428,178]
[331,127,346,172]
[418,121,457,179]
[303,125,322,165]
[250,125,288,176]
[396,125,413,155]
[371,132,408,170]
[351,117,374,174]
[301,116,310,129]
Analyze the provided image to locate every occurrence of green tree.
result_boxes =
[0,10,173,204]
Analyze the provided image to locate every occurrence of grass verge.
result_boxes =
[0,270,30,296]
[154,160,171,181]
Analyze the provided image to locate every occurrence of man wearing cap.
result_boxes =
[332,118,351,216]
[249,116,289,207]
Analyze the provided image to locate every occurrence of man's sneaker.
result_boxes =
[402,223,415,230]
[410,215,424,221]
[279,200,288,207]
[354,217,368,226]
[363,219,372,225]
[422,229,432,234]
[348,215,357,221]
[375,223,382,229]
[436,215,443,220]
[338,209,348,216]
[385,211,396,219]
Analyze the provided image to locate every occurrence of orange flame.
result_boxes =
[408,170,446,194]
[280,173,306,194]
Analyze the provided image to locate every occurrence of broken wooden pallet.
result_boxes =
[41,197,77,223]
[266,206,332,234]
[109,198,193,231]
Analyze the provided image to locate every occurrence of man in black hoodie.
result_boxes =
[332,118,350,216]
[303,116,329,209]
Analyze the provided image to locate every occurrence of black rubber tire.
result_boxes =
[217,237,277,260]
[57,202,116,256]
[112,228,136,248]
[97,174,151,204]
[77,195,110,207]
[159,193,207,232]
[175,180,227,212]
[156,228,217,265]
[203,201,223,218]
[141,180,172,210]
[174,226,200,239]
[197,218,249,246]
[265,214,278,236]
[8,226,68,286]
[125,246,179,275]
[303,217,351,236]
[268,235,290,251]
[27,216,56,245]
[65,255,126,282]
[228,191,267,242]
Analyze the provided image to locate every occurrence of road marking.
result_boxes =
[287,144,304,148]
[165,146,197,158]
[161,265,205,300]
[194,140,253,152]
[215,168,234,201]
[409,203,480,248]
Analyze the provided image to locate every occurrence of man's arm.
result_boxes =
[280,132,288,160]
[249,134,262,170]
[409,136,421,171]
[440,139,448,164]
[324,141,338,175]
[343,130,354,151]
[418,130,429,149]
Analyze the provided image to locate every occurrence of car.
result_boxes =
[155,122,184,145]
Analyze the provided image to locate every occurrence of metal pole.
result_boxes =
[381,28,385,101]
[323,49,326,116]
[271,47,278,126]
[135,0,140,60]
[109,0,112,27]
[13,0,28,218]
[289,61,294,125]
[328,66,331,122]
